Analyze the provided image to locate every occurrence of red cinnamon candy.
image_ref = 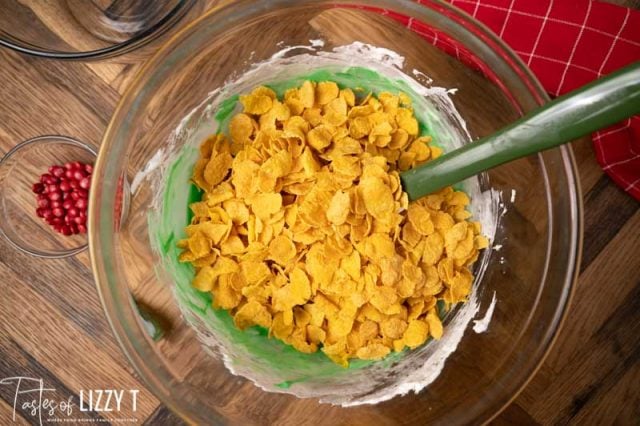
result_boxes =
[32,161,92,235]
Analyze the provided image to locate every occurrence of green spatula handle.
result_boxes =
[400,61,640,201]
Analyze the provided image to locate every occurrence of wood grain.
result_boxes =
[1,2,639,425]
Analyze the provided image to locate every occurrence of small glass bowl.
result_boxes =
[0,135,96,258]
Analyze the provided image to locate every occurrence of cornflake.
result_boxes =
[179,81,488,366]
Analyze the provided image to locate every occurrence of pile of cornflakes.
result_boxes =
[178,81,488,366]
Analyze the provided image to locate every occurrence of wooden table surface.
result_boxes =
[1,3,639,425]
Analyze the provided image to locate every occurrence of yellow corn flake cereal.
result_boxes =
[251,86,277,100]
[213,274,243,309]
[307,124,334,152]
[229,113,254,145]
[447,269,473,303]
[298,148,321,176]
[268,234,296,265]
[209,256,239,277]
[234,300,272,330]
[307,324,326,344]
[326,314,355,342]
[230,160,259,198]
[294,306,311,327]
[369,121,394,147]
[370,286,399,314]
[240,261,271,285]
[360,176,394,220]
[248,192,282,219]
[431,145,443,159]
[223,199,249,225]
[397,151,416,172]
[285,97,304,116]
[179,80,489,366]
[437,257,455,285]
[192,265,216,291]
[356,343,391,360]
[204,182,234,206]
[325,96,347,118]
[358,320,379,342]
[379,92,399,113]
[450,228,475,261]
[340,250,361,281]
[186,221,227,243]
[389,128,410,150]
[340,88,356,107]
[298,106,321,126]
[349,116,371,139]
[305,302,326,327]
[290,328,318,353]
[393,339,406,352]
[240,93,273,115]
[432,210,456,231]
[316,81,340,105]
[191,252,218,268]
[220,235,246,255]
[403,319,429,349]
[270,312,294,340]
[379,256,402,286]
[187,231,211,259]
[380,317,408,340]
[299,81,315,108]
[331,156,361,180]
[408,139,431,164]
[326,190,350,225]
[399,92,412,106]
[422,232,445,266]
[396,108,419,136]
[475,235,489,249]
[407,204,435,236]
[426,311,444,339]
[202,151,232,189]
[358,233,395,263]
[261,150,293,179]
[273,268,311,310]
[322,339,349,367]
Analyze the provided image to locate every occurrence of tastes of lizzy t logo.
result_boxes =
[0,376,140,424]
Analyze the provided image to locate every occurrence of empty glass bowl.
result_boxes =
[90,0,582,423]
[0,0,197,59]
[0,135,96,258]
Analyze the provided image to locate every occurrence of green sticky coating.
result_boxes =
[215,94,240,124]
[186,184,202,223]
[150,66,456,386]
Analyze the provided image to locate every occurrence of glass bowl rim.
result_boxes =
[89,0,583,422]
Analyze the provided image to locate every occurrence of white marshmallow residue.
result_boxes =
[131,148,165,194]
[332,41,406,69]
[473,292,497,333]
[412,68,434,85]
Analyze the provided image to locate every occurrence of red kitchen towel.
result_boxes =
[443,0,640,200]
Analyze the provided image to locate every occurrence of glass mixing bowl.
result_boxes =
[90,0,582,423]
